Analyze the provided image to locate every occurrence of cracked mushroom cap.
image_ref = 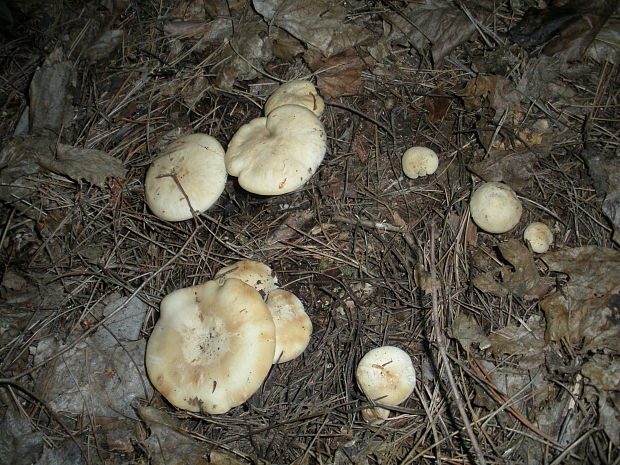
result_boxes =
[215,259,278,296]
[145,134,227,221]
[266,289,312,363]
[523,221,553,253]
[225,104,327,195]
[145,278,275,414]
[264,80,325,117]
[355,346,416,423]
[469,182,523,234]
[402,146,439,179]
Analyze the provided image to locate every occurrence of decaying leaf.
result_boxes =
[473,240,544,299]
[214,16,272,90]
[386,0,488,64]
[458,75,521,122]
[467,149,537,193]
[587,14,620,64]
[581,354,620,445]
[448,312,491,352]
[38,144,126,187]
[85,29,124,61]
[489,315,547,359]
[253,0,369,58]
[510,0,618,61]
[540,247,620,352]
[304,49,373,98]
[424,87,451,123]
[265,209,315,245]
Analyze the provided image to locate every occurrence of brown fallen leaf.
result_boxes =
[304,49,374,99]
[489,315,547,358]
[472,239,545,299]
[253,0,370,57]
[424,87,451,123]
[510,0,618,61]
[540,246,620,352]
[447,313,491,352]
[458,75,521,122]
[467,149,537,193]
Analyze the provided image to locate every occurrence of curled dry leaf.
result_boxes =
[304,49,373,99]
[447,313,491,352]
[253,0,369,57]
[472,239,545,299]
[386,0,487,64]
[458,75,521,122]
[540,246,620,352]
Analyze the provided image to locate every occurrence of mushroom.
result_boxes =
[215,259,278,296]
[402,146,439,179]
[264,80,325,117]
[469,182,523,234]
[145,278,276,414]
[225,104,327,195]
[145,134,227,221]
[355,346,416,424]
[266,289,312,363]
[523,221,553,253]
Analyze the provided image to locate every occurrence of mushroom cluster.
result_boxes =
[146,259,312,414]
[143,81,326,221]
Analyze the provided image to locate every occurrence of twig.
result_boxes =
[429,223,487,465]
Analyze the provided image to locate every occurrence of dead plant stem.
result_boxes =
[429,224,487,465]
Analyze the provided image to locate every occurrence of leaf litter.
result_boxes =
[0,0,619,464]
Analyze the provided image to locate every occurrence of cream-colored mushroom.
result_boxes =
[215,259,278,296]
[145,278,275,414]
[264,80,324,117]
[402,146,439,179]
[225,104,327,195]
[145,134,227,221]
[355,346,416,424]
[469,182,523,234]
[523,221,553,253]
[266,289,312,363]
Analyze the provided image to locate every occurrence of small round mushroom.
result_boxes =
[523,221,553,253]
[145,278,276,414]
[469,182,523,234]
[145,134,227,221]
[266,289,312,363]
[225,104,327,195]
[264,80,324,117]
[355,346,416,424]
[215,259,278,296]
[402,146,439,179]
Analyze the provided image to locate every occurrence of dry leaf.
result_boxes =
[424,87,451,123]
[473,240,544,299]
[85,29,123,61]
[38,144,126,187]
[489,315,547,358]
[540,247,620,352]
[253,0,369,57]
[304,49,373,98]
[448,313,491,352]
[458,75,521,122]
[386,0,486,64]
[467,149,537,193]
[265,209,315,245]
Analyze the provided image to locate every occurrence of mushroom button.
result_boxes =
[523,221,553,253]
[264,80,325,117]
[402,146,439,179]
[469,181,523,234]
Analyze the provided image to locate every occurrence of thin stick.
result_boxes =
[429,223,487,465]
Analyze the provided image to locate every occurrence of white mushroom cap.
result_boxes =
[402,146,439,179]
[215,259,278,296]
[361,406,390,424]
[145,278,275,414]
[225,104,327,195]
[266,289,312,363]
[523,221,553,253]
[355,346,416,422]
[469,182,523,234]
[264,80,325,117]
[145,134,227,221]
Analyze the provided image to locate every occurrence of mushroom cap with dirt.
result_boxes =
[469,182,523,234]
[266,289,313,363]
[402,146,439,179]
[355,346,416,423]
[215,259,278,297]
[225,104,327,195]
[523,221,553,253]
[145,278,276,414]
[144,134,227,221]
[264,80,325,117]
